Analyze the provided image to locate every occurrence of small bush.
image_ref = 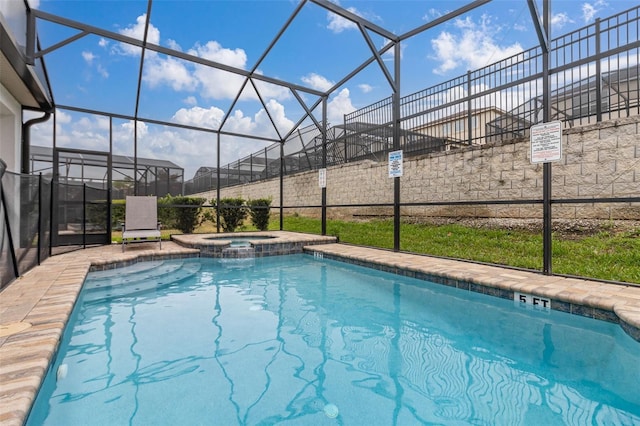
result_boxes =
[159,195,206,234]
[214,197,247,232]
[247,198,272,231]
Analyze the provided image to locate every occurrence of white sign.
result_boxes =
[318,168,326,188]
[388,150,403,178]
[530,121,563,163]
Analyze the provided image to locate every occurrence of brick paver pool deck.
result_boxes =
[1,232,639,425]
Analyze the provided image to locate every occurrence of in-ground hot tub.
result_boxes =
[205,235,276,247]
[171,231,337,258]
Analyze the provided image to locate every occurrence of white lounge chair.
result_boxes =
[122,196,161,252]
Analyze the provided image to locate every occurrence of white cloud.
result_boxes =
[430,14,523,75]
[82,51,108,78]
[301,73,334,92]
[513,23,527,32]
[256,99,295,136]
[117,14,160,56]
[551,12,574,29]
[183,96,197,106]
[327,7,359,33]
[111,15,291,102]
[172,100,293,141]
[98,38,108,48]
[189,41,247,68]
[144,56,198,91]
[187,41,249,99]
[56,110,72,124]
[327,88,356,123]
[423,8,443,20]
[582,4,597,22]
[82,51,96,64]
[172,106,225,129]
[96,65,109,78]
[582,0,607,23]
[358,84,373,93]
[166,39,182,51]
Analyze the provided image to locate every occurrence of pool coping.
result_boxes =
[171,231,337,257]
[1,236,639,425]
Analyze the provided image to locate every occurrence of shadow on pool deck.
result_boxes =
[1,231,639,425]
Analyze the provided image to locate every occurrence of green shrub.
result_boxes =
[247,198,272,231]
[111,199,126,229]
[158,195,206,234]
[213,197,247,232]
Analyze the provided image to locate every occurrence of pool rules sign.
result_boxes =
[388,150,403,178]
[530,121,563,163]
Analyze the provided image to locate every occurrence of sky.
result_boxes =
[18,0,636,179]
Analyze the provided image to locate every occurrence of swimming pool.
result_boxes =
[27,255,640,425]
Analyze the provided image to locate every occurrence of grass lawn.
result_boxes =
[272,216,640,284]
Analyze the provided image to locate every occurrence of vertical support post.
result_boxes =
[393,42,401,252]
[82,183,87,249]
[26,6,35,65]
[542,0,552,275]
[37,173,42,265]
[279,143,284,231]
[216,133,221,233]
[343,116,348,162]
[108,117,112,244]
[322,97,328,236]
[250,153,253,182]
[264,147,268,178]
[106,188,112,245]
[467,70,473,145]
[595,18,602,122]
[49,177,54,256]
[134,121,138,196]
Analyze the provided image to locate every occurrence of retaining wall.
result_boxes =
[197,116,640,220]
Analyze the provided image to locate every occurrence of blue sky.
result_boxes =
[24,0,634,178]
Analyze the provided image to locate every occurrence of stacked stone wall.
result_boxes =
[197,116,639,220]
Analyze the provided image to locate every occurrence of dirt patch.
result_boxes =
[402,217,640,238]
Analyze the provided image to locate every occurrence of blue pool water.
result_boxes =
[28,255,640,425]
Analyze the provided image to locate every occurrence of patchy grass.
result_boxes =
[271,216,640,284]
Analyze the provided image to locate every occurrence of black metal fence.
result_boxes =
[346,5,639,158]
[0,166,51,290]
[184,5,639,195]
[0,165,110,290]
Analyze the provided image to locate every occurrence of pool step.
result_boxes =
[82,260,202,303]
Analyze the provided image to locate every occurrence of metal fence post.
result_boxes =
[83,183,87,249]
[322,97,328,236]
[542,0,552,275]
[467,70,473,145]
[595,18,602,122]
[37,173,42,265]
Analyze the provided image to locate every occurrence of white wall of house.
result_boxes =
[0,84,21,174]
